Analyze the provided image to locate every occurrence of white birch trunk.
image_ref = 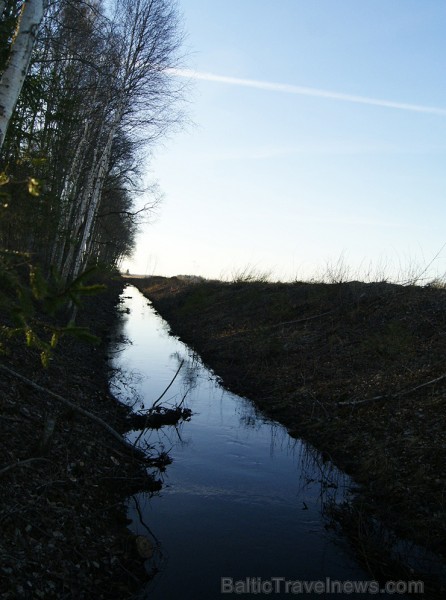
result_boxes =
[59,110,112,280]
[0,0,45,150]
[60,141,102,280]
[51,117,92,270]
[71,111,122,280]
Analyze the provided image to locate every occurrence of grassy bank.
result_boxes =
[132,275,446,591]
[0,277,161,599]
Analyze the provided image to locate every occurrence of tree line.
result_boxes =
[0,0,182,281]
[0,0,183,362]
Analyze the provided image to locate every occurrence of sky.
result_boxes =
[122,0,446,283]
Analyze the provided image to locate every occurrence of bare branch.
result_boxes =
[338,373,446,407]
[0,457,51,478]
[0,363,140,455]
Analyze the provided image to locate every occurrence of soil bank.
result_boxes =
[0,276,157,599]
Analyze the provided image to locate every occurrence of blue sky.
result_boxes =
[123,0,446,282]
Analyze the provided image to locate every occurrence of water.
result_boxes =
[110,285,395,599]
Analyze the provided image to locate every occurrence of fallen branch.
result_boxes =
[338,393,389,407]
[265,310,334,330]
[224,311,334,339]
[133,360,185,448]
[338,373,446,407]
[0,363,139,456]
[0,457,51,477]
[398,373,446,396]
[129,406,192,431]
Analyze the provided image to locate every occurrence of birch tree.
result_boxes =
[61,0,183,281]
[0,0,46,150]
[0,0,184,282]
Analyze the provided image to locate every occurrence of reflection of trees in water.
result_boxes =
[288,439,446,586]
[170,350,352,514]
[238,408,352,514]
[145,418,192,455]
[109,366,144,409]
[127,493,167,583]
[270,424,350,508]
[110,290,133,344]
[153,350,205,410]
[108,293,141,406]
[234,392,352,513]
[171,351,200,392]
[295,442,351,511]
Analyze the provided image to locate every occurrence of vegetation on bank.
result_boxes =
[133,275,446,593]
[1,278,144,598]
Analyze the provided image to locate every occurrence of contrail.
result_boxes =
[168,68,446,116]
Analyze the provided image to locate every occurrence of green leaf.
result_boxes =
[25,329,34,347]
[41,350,50,368]
[27,177,40,197]
[50,332,59,349]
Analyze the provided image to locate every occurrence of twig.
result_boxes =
[338,393,389,407]
[130,494,162,546]
[132,359,185,448]
[225,311,335,338]
[0,457,51,477]
[338,373,446,407]
[151,359,184,409]
[264,310,334,330]
[177,389,189,408]
[0,363,138,455]
[398,239,446,286]
[398,373,446,396]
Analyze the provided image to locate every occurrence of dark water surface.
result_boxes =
[110,285,398,599]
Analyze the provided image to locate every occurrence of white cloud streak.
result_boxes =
[168,68,446,116]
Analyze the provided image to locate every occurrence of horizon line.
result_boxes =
[168,68,446,116]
